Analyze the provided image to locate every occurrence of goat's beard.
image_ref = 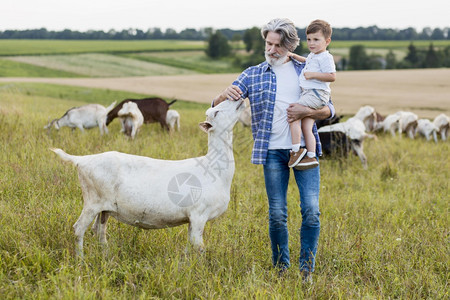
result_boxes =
[265,51,288,66]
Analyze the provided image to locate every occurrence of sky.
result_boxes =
[2,0,449,33]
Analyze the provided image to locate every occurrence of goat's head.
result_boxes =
[44,119,59,131]
[199,99,245,133]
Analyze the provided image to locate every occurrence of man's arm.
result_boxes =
[287,103,333,123]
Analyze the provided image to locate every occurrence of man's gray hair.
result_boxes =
[261,18,300,52]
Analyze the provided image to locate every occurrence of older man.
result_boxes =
[213,18,335,282]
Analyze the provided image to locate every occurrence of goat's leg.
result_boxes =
[92,212,110,245]
[187,217,207,252]
[98,122,108,136]
[441,128,448,141]
[351,143,368,169]
[73,208,98,257]
[131,126,137,139]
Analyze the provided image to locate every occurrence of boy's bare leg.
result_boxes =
[295,117,319,170]
[288,120,307,167]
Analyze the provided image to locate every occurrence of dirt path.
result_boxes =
[1,68,449,118]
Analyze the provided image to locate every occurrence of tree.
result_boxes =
[205,31,231,59]
[431,28,444,40]
[243,27,261,53]
[348,45,368,70]
[385,50,397,69]
[423,43,440,68]
[404,42,419,67]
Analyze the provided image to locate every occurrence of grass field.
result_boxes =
[0,40,205,56]
[1,39,449,78]
[5,53,200,77]
[0,83,448,299]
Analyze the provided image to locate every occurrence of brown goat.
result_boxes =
[106,97,176,131]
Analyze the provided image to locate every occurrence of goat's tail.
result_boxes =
[50,148,77,164]
[105,101,117,114]
[167,99,177,106]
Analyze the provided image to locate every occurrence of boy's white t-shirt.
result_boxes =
[268,60,302,150]
[299,51,336,92]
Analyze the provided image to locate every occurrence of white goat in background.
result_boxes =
[375,111,418,139]
[433,113,449,141]
[166,109,180,131]
[45,101,116,135]
[415,119,438,143]
[354,105,378,132]
[398,111,419,139]
[117,101,144,139]
[51,99,245,257]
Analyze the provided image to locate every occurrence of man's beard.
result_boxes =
[265,51,288,66]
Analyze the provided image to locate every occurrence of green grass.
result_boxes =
[2,40,449,78]
[0,40,206,56]
[122,51,243,74]
[0,59,82,78]
[0,84,448,299]
[4,53,199,77]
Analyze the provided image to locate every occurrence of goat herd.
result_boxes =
[45,97,180,139]
[44,97,448,256]
[237,104,449,169]
[45,97,449,170]
[316,106,449,169]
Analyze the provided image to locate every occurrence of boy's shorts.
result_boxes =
[298,88,330,109]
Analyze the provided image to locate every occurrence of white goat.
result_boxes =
[433,113,449,141]
[375,113,400,136]
[415,119,438,143]
[398,111,419,139]
[166,109,180,131]
[117,102,144,139]
[318,117,375,169]
[354,105,378,132]
[375,111,418,139]
[238,105,252,127]
[51,99,245,257]
[45,101,116,135]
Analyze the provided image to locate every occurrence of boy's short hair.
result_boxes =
[306,19,332,39]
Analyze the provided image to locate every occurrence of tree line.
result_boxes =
[205,30,450,70]
[0,25,448,40]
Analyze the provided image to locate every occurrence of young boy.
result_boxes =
[288,19,336,169]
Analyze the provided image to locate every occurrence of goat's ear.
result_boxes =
[199,121,213,133]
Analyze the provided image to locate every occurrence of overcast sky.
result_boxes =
[2,0,449,32]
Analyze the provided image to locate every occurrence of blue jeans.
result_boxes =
[263,149,321,273]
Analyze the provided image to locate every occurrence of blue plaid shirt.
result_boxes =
[232,58,335,165]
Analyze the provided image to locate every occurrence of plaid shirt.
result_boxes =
[232,58,335,165]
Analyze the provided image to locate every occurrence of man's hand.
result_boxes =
[222,85,243,101]
[287,103,332,123]
[287,103,312,123]
[213,85,242,106]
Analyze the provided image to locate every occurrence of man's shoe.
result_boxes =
[294,156,319,170]
[301,271,313,284]
[288,148,307,167]
[278,266,288,278]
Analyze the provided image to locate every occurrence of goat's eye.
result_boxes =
[214,111,219,117]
